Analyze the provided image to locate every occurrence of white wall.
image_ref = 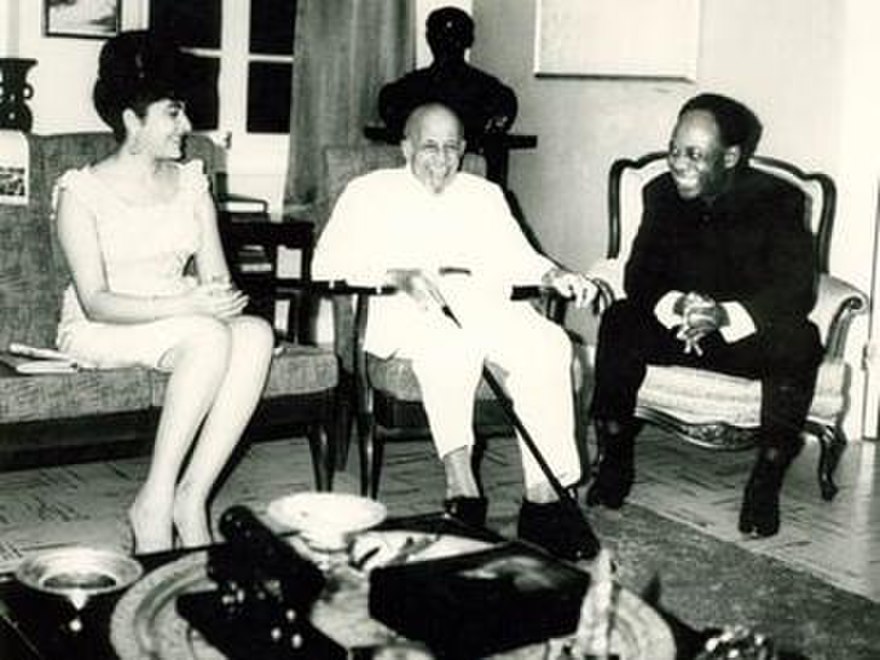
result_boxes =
[4,0,146,133]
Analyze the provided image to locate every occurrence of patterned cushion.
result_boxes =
[0,205,60,349]
[147,342,338,407]
[638,358,847,428]
[0,368,152,423]
[367,355,506,402]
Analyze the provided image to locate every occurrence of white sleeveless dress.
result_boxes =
[54,160,212,370]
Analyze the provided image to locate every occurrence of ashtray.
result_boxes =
[16,546,143,610]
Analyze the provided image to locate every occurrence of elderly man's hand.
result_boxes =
[542,268,598,308]
[387,268,447,312]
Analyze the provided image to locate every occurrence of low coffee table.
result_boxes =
[0,514,676,659]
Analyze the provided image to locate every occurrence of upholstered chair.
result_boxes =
[587,152,868,500]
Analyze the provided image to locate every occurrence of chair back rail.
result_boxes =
[607,152,835,274]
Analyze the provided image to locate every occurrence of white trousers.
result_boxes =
[389,288,582,491]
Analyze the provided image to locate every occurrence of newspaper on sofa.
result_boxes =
[0,342,90,374]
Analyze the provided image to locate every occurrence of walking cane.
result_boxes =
[436,300,591,526]
[313,279,594,529]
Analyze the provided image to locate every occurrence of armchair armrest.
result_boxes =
[581,263,868,359]
[586,258,625,310]
[326,282,574,372]
[811,273,869,359]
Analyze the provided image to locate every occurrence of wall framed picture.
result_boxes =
[534,0,701,80]
[44,0,121,39]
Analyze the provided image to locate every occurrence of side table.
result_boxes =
[218,214,315,344]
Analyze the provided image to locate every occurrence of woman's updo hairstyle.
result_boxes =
[93,30,192,141]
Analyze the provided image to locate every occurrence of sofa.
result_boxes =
[0,131,339,488]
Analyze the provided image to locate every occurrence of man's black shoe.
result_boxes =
[585,457,634,509]
[443,495,488,528]
[517,499,600,561]
[585,421,637,509]
[738,456,785,537]
[738,441,802,537]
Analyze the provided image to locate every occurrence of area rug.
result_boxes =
[501,505,879,660]
[0,437,876,659]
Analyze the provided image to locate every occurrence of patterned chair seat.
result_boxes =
[638,359,847,444]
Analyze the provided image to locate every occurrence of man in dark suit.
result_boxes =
[587,93,823,537]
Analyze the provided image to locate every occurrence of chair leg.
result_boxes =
[306,422,334,492]
[816,425,846,501]
[356,409,381,498]
[370,435,385,500]
[333,397,355,472]
[334,372,356,471]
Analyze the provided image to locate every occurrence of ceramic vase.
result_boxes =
[0,58,37,131]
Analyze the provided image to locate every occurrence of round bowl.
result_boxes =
[15,546,143,609]
[266,492,387,550]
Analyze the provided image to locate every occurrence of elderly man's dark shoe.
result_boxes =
[443,495,488,528]
[517,499,600,561]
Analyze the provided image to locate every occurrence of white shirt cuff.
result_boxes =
[654,291,685,329]
[719,302,756,342]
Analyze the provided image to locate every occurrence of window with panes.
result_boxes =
[148,0,296,134]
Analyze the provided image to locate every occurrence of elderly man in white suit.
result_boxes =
[314,103,599,560]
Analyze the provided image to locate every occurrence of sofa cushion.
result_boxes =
[0,204,60,349]
[0,368,152,423]
[637,358,847,428]
[147,342,339,407]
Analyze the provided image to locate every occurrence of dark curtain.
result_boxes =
[283,0,414,214]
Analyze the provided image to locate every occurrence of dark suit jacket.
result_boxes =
[624,168,817,333]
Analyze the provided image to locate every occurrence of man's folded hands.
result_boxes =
[674,291,729,355]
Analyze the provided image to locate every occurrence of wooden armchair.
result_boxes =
[587,152,868,500]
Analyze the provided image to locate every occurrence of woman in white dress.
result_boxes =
[54,31,274,552]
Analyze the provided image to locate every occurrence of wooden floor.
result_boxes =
[620,430,880,602]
